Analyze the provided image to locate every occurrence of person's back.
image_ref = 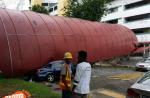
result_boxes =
[73,51,91,98]
[74,62,91,94]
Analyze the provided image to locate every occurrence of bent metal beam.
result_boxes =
[0,9,138,76]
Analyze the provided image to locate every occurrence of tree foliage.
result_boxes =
[63,0,112,21]
[32,4,49,14]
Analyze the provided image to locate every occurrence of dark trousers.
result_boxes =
[62,90,71,98]
[72,92,88,98]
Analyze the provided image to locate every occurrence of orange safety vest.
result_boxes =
[59,64,71,90]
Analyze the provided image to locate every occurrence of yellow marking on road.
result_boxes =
[109,72,144,80]
[97,89,125,98]
[92,75,99,78]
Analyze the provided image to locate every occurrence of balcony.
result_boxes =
[136,33,150,43]
[101,4,150,22]
[123,19,150,29]
[101,12,121,21]
[123,4,150,18]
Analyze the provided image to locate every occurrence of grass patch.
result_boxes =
[0,78,60,98]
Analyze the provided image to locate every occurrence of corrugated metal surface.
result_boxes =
[0,9,138,76]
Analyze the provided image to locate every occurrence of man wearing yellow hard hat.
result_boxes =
[59,52,73,98]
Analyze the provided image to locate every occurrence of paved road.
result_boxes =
[90,67,144,98]
[47,66,145,98]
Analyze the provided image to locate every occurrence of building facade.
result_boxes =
[101,0,150,42]
[57,0,67,16]
[31,0,42,6]
[0,0,58,15]
[36,0,58,16]
[101,0,150,57]
[49,2,58,16]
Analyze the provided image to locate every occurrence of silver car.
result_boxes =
[126,71,150,98]
[136,57,150,71]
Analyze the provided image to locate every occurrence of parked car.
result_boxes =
[136,57,150,71]
[34,60,64,82]
[126,71,150,98]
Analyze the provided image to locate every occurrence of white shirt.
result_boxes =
[74,62,91,94]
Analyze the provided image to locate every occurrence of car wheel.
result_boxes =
[135,67,139,71]
[47,74,55,82]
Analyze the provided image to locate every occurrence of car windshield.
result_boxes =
[48,60,63,68]
[43,64,52,68]
[51,61,64,68]
[138,71,150,86]
[42,60,64,68]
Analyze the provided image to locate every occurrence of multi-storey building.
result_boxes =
[31,0,42,6]
[57,0,67,16]
[101,0,150,42]
[33,0,58,16]
[48,0,58,16]
[101,0,150,56]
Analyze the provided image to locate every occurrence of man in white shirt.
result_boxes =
[72,51,91,98]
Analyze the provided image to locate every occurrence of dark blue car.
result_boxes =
[35,60,64,82]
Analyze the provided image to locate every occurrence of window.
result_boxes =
[49,8,53,12]
[42,3,49,6]
[107,7,118,14]
[125,13,150,22]
[73,0,77,2]
[43,64,52,68]
[106,19,118,24]
[133,28,150,34]
[138,71,150,85]
[125,0,149,9]
[54,6,57,10]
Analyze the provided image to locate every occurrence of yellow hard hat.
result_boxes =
[64,52,73,59]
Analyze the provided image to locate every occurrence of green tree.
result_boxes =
[63,0,112,21]
[32,4,49,14]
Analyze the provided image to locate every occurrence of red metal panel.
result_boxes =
[134,46,150,53]
[0,9,22,76]
[84,21,100,61]
[71,18,95,61]
[52,17,78,58]
[87,22,102,59]
[0,9,138,76]
[0,14,12,76]
[46,16,68,59]
[23,11,55,67]
[97,23,110,59]
[37,14,56,60]
[110,24,123,57]
[59,17,79,61]
[6,10,42,75]
[71,18,87,51]
[91,22,106,59]
[60,18,80,61]
[102,24,113,58]
[102,24,114,57]
[106,24,118,57]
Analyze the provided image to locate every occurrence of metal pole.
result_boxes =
[149,44,150,57]
[143,44,146,57]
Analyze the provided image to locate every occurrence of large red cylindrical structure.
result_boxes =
[0,9,137,76]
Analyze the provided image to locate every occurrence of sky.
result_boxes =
[2,0,30,10]
[2,0,58,10]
